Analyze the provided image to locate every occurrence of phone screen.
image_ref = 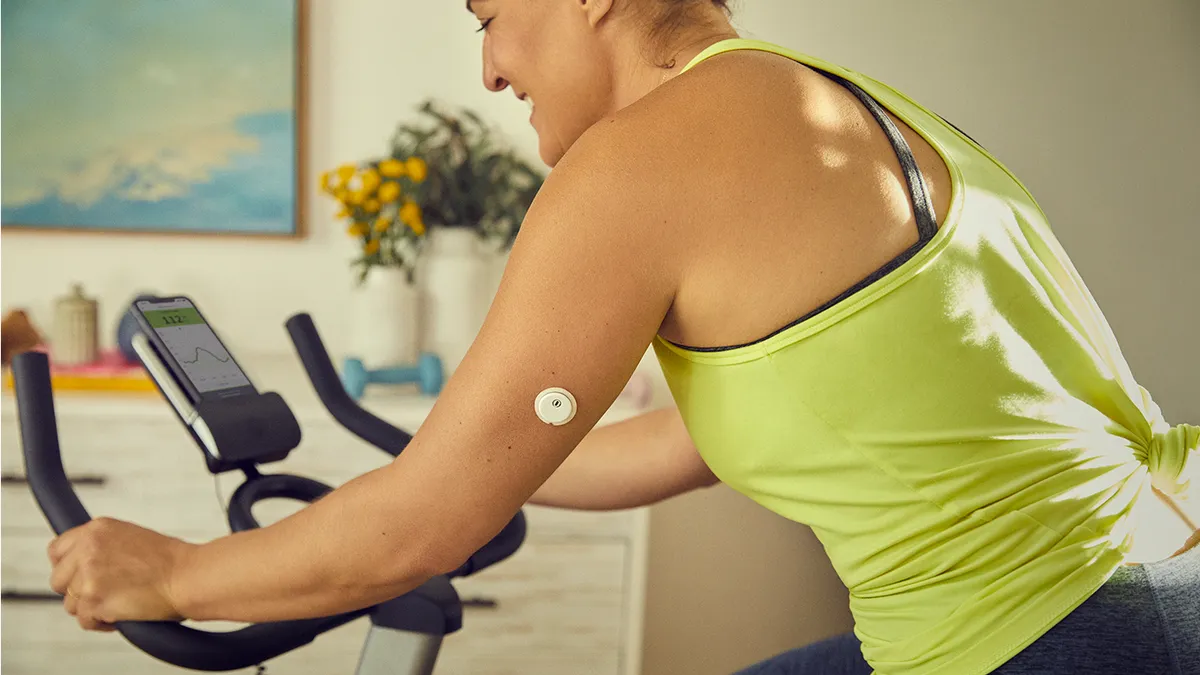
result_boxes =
[136,298,252,395]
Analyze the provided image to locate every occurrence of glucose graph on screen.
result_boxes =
[155,323,251,393]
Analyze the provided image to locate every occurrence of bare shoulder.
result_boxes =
[617,49,813,145]
[564,49,819,192]
[530,48,822,275]
[525,103,696,268]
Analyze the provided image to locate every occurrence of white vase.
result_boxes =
[416,225,492,377]
[350,267,420,369]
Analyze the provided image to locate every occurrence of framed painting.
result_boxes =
[0,0,307,237]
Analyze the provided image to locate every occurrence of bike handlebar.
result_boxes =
[7,312,527,672]
[284,313,413,456]
[11,352,367,672]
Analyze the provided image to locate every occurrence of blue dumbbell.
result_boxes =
[341,353,444,400]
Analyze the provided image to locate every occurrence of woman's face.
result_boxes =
[470,0,620,167]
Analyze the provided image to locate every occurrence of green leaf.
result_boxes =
[369,97,548,246]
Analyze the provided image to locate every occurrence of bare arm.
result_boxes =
[150,118,685,624]
[529,406,718,511]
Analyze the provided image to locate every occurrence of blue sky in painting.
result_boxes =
[1,0,296,233]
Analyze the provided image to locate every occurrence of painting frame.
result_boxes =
[0,0,309,240]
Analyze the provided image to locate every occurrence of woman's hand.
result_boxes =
[48,517,195,631]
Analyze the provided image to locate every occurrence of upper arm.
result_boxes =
[382,122,684,571]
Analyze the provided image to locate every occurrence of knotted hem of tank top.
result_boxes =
[1135,423,1199,497]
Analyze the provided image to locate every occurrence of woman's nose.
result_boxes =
[482,54,509,93]
[485,73,510,93]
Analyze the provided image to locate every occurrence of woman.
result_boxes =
[47,1,1198,674]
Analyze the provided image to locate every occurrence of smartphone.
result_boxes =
[129,296,257,404]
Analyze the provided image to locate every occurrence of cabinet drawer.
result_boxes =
[2,470,244,540]
[436,538,627,675]
[2,539,627,675]
[1,403,184,476]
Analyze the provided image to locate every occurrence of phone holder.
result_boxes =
[132,333,301,474]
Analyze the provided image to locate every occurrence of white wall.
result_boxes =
[1,0,536,361]
[3,1,1198,673]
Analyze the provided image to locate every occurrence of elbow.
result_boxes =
[399,525,493,582]
[428,511,529,580]
[404,532,463,585]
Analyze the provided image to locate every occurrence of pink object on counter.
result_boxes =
[44,347,143,375]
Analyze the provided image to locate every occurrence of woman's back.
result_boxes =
[637,46,954,350]
[642,38,1198,675]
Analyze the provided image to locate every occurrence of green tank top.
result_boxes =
[653,38,1198,675]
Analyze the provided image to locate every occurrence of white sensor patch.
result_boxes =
[535,387,577,426]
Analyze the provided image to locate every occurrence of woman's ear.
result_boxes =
[579,0,615,28]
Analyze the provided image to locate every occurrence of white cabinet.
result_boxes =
[0,355,649,675]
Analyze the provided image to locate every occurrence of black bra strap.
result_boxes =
[819,71,939,242]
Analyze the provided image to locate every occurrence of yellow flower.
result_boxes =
[373,216,390,233]
[346,189,366,206]
[400,200,425,235]
[378,158,405,178]
[377,181,402,204]
[360,167,381,194]
[364,238,380,255]
[319,171,334,193]
[405,157,428,182]
[335,164,356,184]
[336,206,351,219]
[363,198,381,214]
[347,221,367,237]
[333,188,352,205]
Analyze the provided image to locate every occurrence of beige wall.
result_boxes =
[642,485,853,675]
[641,1,1199,673]
[3,1,1197,673]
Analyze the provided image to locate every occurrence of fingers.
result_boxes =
[49,521,99,628]
[61,580,118,633]
[47,528,81,565]
[47,519,107,568]
[49,551,81,597]
[70,595,118,632]
[77,613,117,632]
[48,519,107,599]
[63,588,78,616]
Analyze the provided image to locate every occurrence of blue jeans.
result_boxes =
[734,544,1200,675]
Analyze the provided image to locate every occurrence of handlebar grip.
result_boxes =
[9,352,369,672]
[12,353,90,535]
[284,313,414,456]
[116,614,367,672]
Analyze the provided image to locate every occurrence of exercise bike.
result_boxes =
[8,311,527,674]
